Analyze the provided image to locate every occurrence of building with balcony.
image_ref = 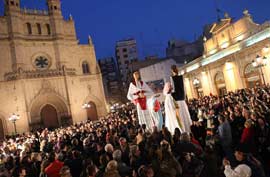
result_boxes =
[179,11,270,99]
[0,0,107,138]
[115,38,138,92]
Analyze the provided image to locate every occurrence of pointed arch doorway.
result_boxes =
[0,118,5,140]
[30,93,69,130]
[41,104,59,129]
[86,101,98,121]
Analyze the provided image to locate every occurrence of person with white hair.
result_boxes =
[104,144,114,153]
[105,144,114,160]
[223,144,265,177]
[112,149,132,177]
[223,159,251,177]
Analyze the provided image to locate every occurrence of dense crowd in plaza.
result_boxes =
[0,85,270,177]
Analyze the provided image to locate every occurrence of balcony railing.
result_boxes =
[4,68,76,81]
[21,8,49,16]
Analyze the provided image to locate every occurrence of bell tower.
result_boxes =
[46,0,63,37]
[47,0,62,17]
[4,0,23,71]
[4,0,21,15]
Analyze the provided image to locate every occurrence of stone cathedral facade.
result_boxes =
[0,0,107,138]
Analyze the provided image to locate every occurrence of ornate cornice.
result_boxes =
[4,68,76,81]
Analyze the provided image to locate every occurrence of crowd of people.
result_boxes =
[0,85,270,177]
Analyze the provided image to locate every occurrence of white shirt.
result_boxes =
[224,164,252,177]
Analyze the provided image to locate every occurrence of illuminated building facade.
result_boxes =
[180,10,270,99]
[0,0,107,137]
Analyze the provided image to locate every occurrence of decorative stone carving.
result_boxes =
[215,72,225,82]
[224,12,230,19]
[4,68,76,81]
[88,35,93,45]
[244,63,258,75]
[87,85,92,94]
[21,8,48,15]
[40,80,55,94]
[69,14,73,21]
[243,9,251,18]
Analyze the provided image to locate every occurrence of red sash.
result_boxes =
[134,97,147,110]
[154,100,161,112]
[132,81,148,110]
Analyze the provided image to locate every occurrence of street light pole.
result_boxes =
[13,121,17,135]
[260,67,266,85]
[193,78,200,98]
[9,113,20,135]
[252,55,268,86]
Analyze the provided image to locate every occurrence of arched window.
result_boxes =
[46,24,51,35]
[214,72,227,96]
[82,61,90,74]
[37,23,42,35]
[26,23,32,35]
[244,63,261,88]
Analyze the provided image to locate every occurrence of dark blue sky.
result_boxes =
[0,0,269,59]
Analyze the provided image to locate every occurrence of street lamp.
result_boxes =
[262,46,269,53]
[252,55,268,85]
[9,113,20,134]
[193,78,200,98]
[193,78,200,86]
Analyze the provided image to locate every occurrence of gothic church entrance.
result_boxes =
[30,93,69,130]
[41,104,59,129]
[86,101,98,121]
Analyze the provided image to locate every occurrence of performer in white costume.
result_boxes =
[147,95,163,131]
[127,71,155,131]
[163,82,183,134]
[170,65,192,133]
